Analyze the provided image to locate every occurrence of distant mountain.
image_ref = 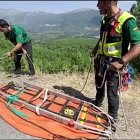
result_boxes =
[0,8,24,16]
[0,8,101,41]
[66,8,94,13]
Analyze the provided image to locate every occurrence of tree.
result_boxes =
[130,1,140,74]
[130,1,140,27]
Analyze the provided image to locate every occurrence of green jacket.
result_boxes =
[4,25,31,45]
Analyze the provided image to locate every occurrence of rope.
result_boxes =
[26,53,34,66]
[17,51,35,73]
[115,70,128,131]
[80,53,107,92]
[96,69,107,89]
[96,56,110,89]
[80,57,93,92]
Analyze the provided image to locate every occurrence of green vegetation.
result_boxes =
[130,1,140,75]
[0,33,15,73]
[34,37,97,73]
[0,33,97,74]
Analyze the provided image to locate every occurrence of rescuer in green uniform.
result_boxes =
[91,0,140,122]
[0,19,35,76]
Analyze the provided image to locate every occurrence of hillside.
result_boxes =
[0,8,101,39]
[0,33,97,74]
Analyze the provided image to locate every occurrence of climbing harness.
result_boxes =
[94,55,130,132]
[95,55,113,88]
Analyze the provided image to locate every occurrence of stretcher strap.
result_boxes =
[35,89,49,115]
[79,118,108,126]
[82,110,106,120]
[80,107,87,125]
[29,89,45,103]
[6,90,28,118]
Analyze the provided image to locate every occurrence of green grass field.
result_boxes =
[0,34,97,74]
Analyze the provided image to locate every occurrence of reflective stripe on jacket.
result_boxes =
[97,11,135,58]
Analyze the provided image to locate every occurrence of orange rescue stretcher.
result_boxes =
[0,81,114,139]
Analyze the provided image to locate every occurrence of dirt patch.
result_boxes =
[0,72,140,139]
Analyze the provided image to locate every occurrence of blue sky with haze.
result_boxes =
[0,1,136,13]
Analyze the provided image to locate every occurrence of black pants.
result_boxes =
[94,55,120,119]
[14,43,35,75]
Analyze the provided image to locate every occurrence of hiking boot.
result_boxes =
[14,69,22,77]
[27,72,37,80]
[14,69,22,75]
[27,71,35,76]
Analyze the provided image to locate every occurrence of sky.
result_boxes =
[0,1,136,14]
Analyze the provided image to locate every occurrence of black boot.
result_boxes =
[14,69,22,77]
[14,69,22,74]
[28,71,35,76]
